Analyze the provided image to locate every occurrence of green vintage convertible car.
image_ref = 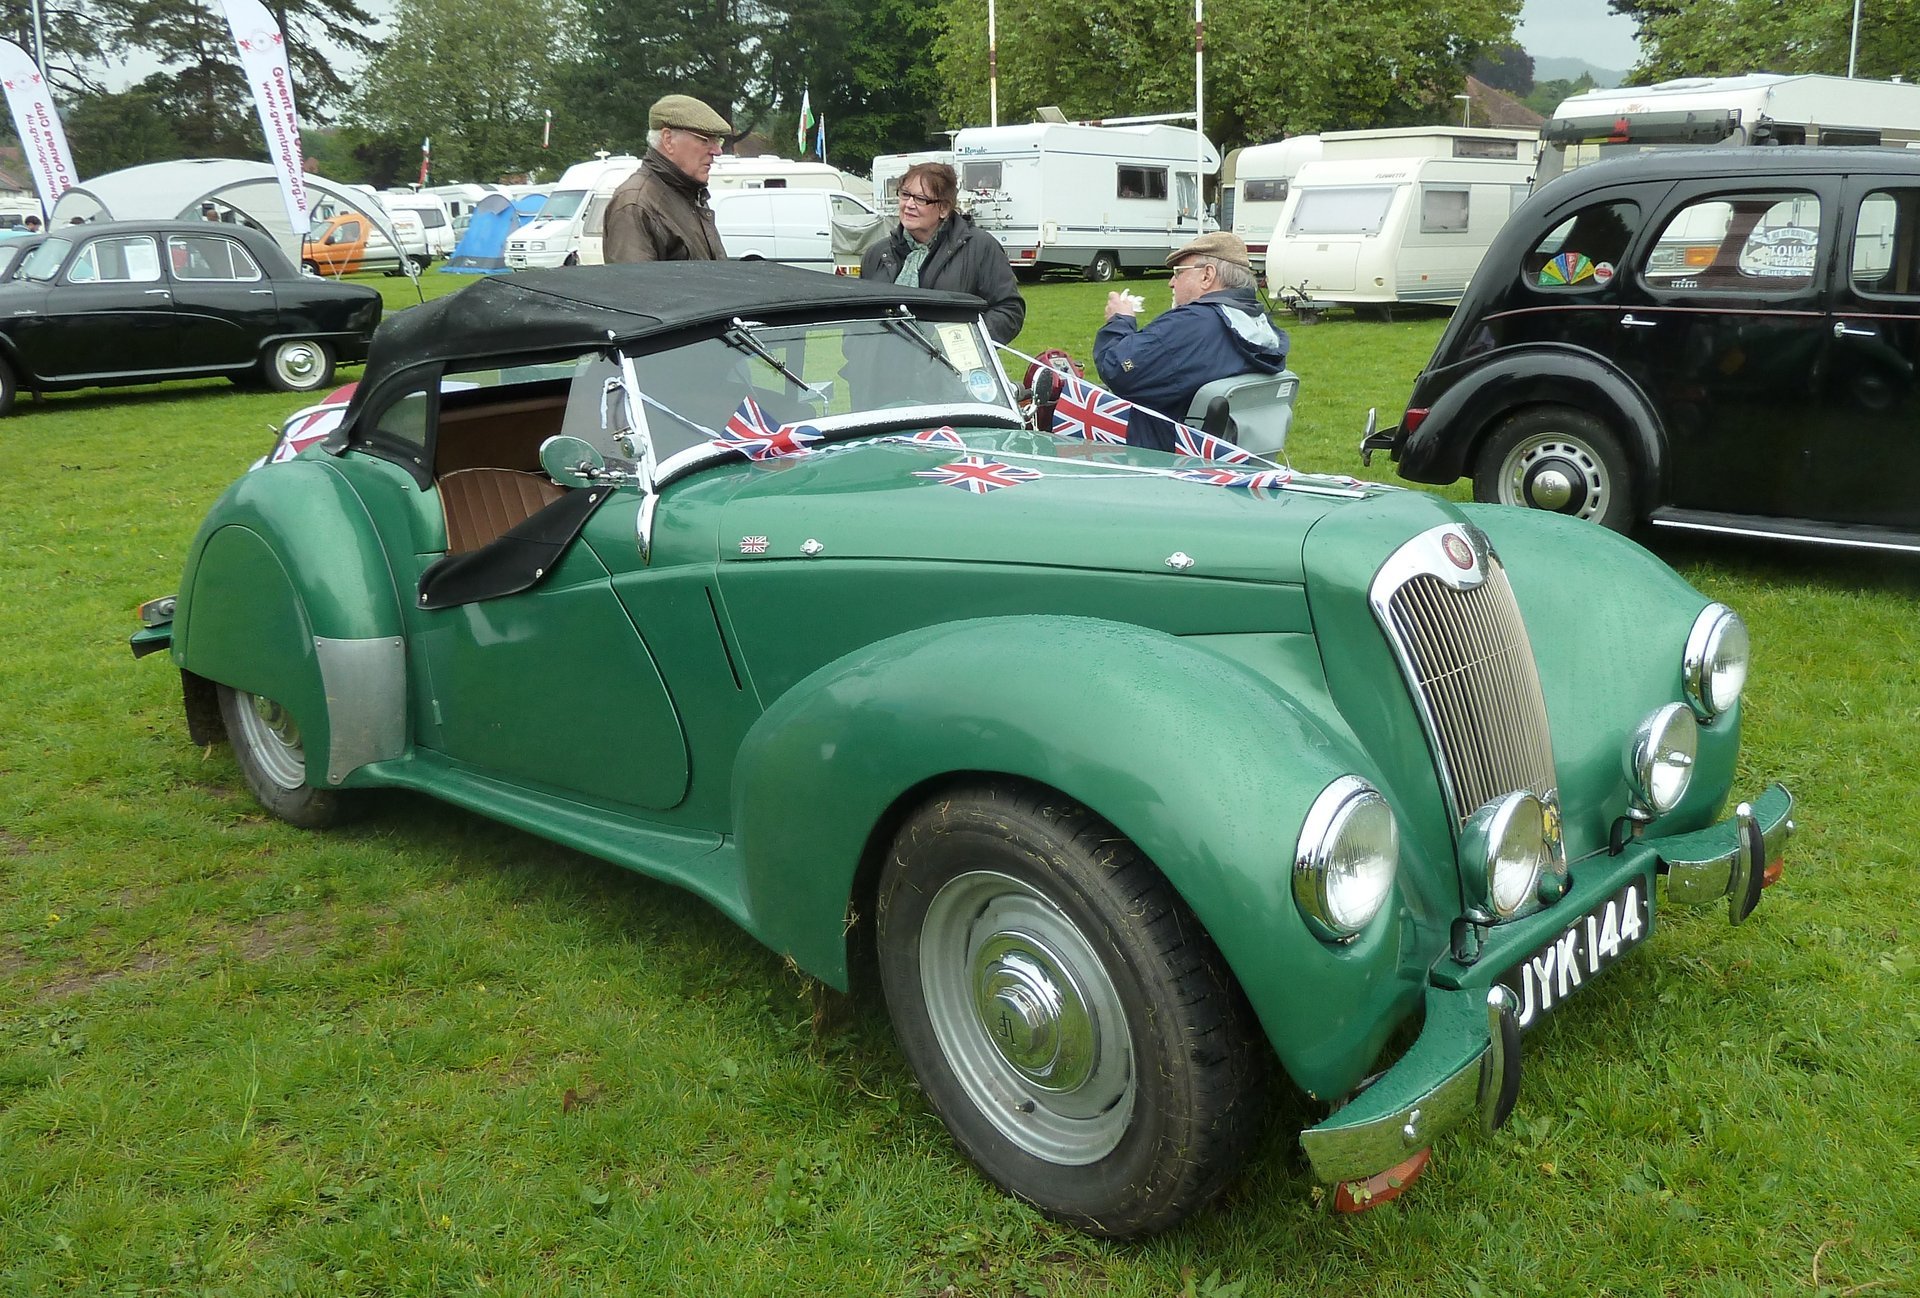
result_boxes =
[132,262,1792,1235]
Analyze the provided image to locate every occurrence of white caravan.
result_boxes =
[1265,127,1537,312]
[710,187,883,273]
[871,150,956,218]
[1539,73,1920,184]
[381,191,458,258]
[1223,135,1321,270]
[951,119,1219,281]
[506,155,643,269]
[426,183,504,232]
[708,156,874,202]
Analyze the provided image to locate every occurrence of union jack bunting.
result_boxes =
[1170,422,1254,464]
[1051,375,1131,444]
[912,456,1044,495]
[713,396,823,461]
[909,425,967,447]
[1176,467,1295,491]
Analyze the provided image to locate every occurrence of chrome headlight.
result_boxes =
[1683,603,1749,719]
[1459,790,1552,919]
[1294,776,1399,942]
[1626,702,1698,817]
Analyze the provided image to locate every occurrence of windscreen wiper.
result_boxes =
[724,318,812,392]
[882,311,962,377]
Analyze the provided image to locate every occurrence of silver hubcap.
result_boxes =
[235,693,306,790]
[1501,434,1608,520]
[920,871,1134,1165]
[277,343,321,385]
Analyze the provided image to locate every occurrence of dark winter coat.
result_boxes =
[603,150,726,264]
[860,212,1027,344]
[1093,287,1289,452]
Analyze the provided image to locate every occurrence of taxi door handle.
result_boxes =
[1620,313,1658,329]
[1833,320,1878,339]
[145,288,171,297]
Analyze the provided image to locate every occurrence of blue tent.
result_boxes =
[444,193,526,274]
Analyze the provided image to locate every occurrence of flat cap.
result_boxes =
[649,94,733,136]
[1167,230,1252,271]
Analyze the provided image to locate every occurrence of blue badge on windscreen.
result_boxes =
[967,369,997,401]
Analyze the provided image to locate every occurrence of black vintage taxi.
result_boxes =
[1365,148,1920,553]
[0,219,381,414]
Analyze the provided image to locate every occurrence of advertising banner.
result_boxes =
[0,40,77,213]
[219,0,311,235]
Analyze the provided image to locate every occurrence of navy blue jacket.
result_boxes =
[1093,288,1289,451]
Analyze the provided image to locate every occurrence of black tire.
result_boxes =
[0,357,15,416]
[215,684,348,829]
[1083,251,1119,283]
[301,259,320,274]
[876,785,1267,1237]
[563,252,580,267]
[261,339,335,393]
[1472,405,1636,531]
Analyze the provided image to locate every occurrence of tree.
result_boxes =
[1473,42,1533,94]
[555,0,769,155]
[63,81,187,173]
[0,0,137,96]
[929,0,1522,152]
[1524,72,1595,119]
[1612,0,1920,83]
[351,0,581,182]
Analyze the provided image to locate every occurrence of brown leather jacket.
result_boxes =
[603,150,726,263]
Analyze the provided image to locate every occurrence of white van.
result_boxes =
[871,150,956,217]
[1264,128,1537,312]
[506,155,643,270]
[710,188,882,273]
[1223,135,1321,270]
[708,156,874,202]
[382,191,457,258]
[951,119,1218,281]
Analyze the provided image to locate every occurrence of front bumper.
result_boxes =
[1299,782,1794,1184]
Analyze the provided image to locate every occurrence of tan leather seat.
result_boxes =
[438,468,567,554]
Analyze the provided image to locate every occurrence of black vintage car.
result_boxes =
[0,219,382,414]
[1365,148,1920,553]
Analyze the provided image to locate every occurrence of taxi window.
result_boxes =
[69,235,162,284]
[1523,200,1636,290]
[168,235,262,282]
[1850,189,1920,295]
[1644,193,1821,293]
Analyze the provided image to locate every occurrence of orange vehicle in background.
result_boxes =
[301,212,406,276]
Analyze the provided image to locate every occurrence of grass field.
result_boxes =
[2,268,1917,1297]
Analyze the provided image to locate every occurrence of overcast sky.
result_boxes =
[1517,0,1643,70]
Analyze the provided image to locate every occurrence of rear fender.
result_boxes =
[1400,345,1665,496]
[733,615,1435,1101]
[172,459,406,786]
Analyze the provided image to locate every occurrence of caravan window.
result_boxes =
[1420,187,1471,234]
[1289,186,1395,236]
[1117,167,1168,201]
[1176,172,1199,220]
[961,162,1002,192]
[1243,178,1289,203]
[1819,127,1880,147]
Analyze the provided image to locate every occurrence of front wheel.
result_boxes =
[876,786,1266,1237]
[0,357,15,416]
[1473,405,1636,531]
[215,685,347,828]
[262,339,334,393]
[1083,251,1118,283]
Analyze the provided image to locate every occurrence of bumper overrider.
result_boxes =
[1300,782,1794,1186]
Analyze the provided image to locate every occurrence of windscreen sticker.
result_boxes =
[1538,251,1597,286]
[966,369,998,401]
[1592,261,1615,284]
[935,323,984,371]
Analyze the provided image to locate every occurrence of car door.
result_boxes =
[164,232,274,370]
[1806,176,1920,528]
[1613,179,1835,517]
[10,232,176,380]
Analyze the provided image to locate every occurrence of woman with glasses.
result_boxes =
[861,163,1025,343]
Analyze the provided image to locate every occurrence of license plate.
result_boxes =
[1499,880,1649,1030]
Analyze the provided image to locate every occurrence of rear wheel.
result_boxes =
[876,785,1266,1237]
[215,685,347,828]
[1473,405,1635,531]
[0,357,15,416]
[262,339,334,393]
[1083,251,1119,283]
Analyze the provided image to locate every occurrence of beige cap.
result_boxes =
[649,94,733,136]
[1166,230,1252,271]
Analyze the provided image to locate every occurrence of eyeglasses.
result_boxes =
[670,127,723,147]
[1170,262,1211,278]
[898,190,944,207]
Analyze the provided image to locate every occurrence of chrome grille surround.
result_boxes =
[1368,524,1561,883]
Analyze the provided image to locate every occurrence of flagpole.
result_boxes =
[1849,0,1863,76]
[1195,0,1204,223]
[30,0,46,76]
[987,0,999,127]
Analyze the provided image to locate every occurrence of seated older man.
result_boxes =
[1093,232,1289,452]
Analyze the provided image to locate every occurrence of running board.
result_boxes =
[1647,508,1920,555]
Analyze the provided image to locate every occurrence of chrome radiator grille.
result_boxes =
[1371,526,1556,825]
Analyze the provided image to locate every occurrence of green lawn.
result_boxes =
[1,269,1916,1296]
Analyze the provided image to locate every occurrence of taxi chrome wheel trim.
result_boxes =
[233,691,308,790]
[919,869,1135,1165]
[1501,433,1610,520]
[268,339,332,392]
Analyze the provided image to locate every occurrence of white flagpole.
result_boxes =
[1195,0,1205,225]
[988,0,998,127]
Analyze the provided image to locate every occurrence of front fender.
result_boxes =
[173,459,405,784]
[732,615,1436,1101]
[1400,344,1665,495]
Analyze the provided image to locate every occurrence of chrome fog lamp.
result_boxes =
[1626,702,1698,819]
[1459,790,1551,919]
[1294,776,1399,942]
[1683,603,1749,719]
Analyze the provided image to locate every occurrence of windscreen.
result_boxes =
[535,190,588,221]
[20,237,72,281]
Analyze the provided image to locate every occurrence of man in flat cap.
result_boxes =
[604,94,733,263]
[1092,231,1289,451]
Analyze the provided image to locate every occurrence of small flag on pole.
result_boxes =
[797,89,814,153]
[418,136,430,185]
[815,113,825,160]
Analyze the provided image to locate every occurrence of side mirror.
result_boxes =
[539,434,607,489]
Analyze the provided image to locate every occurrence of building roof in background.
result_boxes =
[1465,76,1546,129]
